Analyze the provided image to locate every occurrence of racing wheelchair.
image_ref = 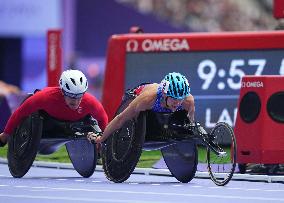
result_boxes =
[102,88,237,186]
[7,109,100,178]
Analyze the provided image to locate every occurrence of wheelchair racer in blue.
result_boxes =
[88,72,195,143]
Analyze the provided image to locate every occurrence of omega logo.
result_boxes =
[126,39,190,52]
[126,40,139,52]
[241,81,264,88]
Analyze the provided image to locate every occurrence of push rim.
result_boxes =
[207,122,236,186]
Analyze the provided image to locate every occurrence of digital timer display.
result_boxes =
[125,50,284,94]
[125,49,284,129]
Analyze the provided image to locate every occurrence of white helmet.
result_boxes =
[59,69,88,98]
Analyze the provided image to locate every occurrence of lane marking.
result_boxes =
[172,185,183,187]
[191,186,203,188]
[14,186,29,188]
[0,194,169,203]
[0,191,283,202]
[1,178,283,193]
[74,179,85,182]
[92,180,102,183]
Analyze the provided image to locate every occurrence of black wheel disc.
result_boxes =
[102,98,146,183]
[8,113,43,178]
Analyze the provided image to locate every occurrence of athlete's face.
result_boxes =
[64,96,83,110]
[165,96,184,111]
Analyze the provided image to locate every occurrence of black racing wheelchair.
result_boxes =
[102,88,237,186]
[7,109,100,178]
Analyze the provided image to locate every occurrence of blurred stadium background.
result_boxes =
[0,0,280,101]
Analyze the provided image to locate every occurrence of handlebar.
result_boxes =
[70,122,102,137]
[170,121,208,135]
[170,121,226,157]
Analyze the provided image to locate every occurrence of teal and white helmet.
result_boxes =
[161,72,190,99]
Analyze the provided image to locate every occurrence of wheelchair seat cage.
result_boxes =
[7,111,101,178]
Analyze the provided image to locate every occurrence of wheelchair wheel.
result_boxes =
[207,122,236,186]
[102,99,146,183]
[238,163,247,174]
[8,113,43,178]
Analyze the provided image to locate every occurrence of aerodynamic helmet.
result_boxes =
[59,69,88,98]
[161,72,190,99]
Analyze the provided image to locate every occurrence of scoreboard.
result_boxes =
[102,31,284,130]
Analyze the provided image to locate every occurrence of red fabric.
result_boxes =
[4,87,108,135]
[133,85,146,96]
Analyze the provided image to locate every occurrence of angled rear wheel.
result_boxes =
[8,113,43,178]
[102,98,146,182]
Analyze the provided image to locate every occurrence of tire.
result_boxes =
[238,163,247,174]
[207,122,236,186]
[8,112,43,178]
[102,98,146,183]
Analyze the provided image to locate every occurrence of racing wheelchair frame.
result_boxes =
[102,89,237,186]
[7,110,100,178]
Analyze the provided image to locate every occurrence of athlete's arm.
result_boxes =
[97,89,155,143]
[182,94,195,122]
[0,132,9,145]
[4,93,42,135]
[88,97,108,131]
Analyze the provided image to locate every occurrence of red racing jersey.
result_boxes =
[4,87,108,135]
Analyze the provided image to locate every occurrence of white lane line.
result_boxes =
[0,191,284,202]
[2,183,284,201]
[226,187,284,192]
[55,179,67,181]
[247,188,262,191]
[9,183,284,193]
[14,185,29,188]
[0,194,168,203]
[172,185,183,187]
[266,189,284,192]
[227,187,243,190]
[92,180,102,183]
[0,175,12,178]
[45,187,284,201]
[31,186,48,189]
[74,179,85,182]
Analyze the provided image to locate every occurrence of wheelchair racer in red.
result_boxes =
[0,69,108,146]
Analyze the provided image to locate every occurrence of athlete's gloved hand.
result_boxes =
[187,111,195,123]
[0,132,8,147]
[87,132,101,144]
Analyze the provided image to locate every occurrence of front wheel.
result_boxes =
[207,122,236,186]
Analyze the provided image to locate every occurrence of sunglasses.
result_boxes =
[63,91,84,99]
[168,95,184,101]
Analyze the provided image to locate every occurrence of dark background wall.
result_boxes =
[75,0,190,57]
[0,38,22,86]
